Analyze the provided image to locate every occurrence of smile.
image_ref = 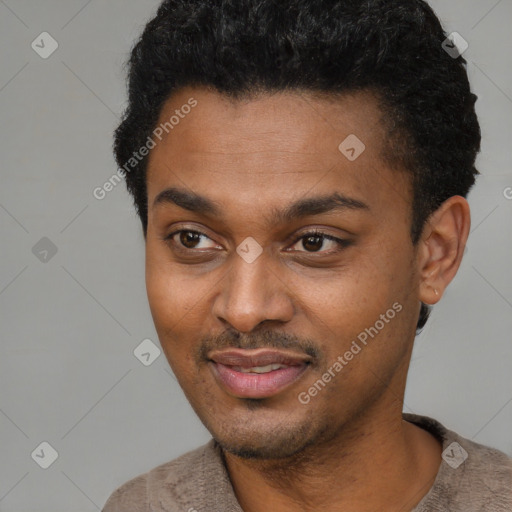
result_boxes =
[208,348,311,399]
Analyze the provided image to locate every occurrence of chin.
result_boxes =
[211,417,327,460]
[218,437,307,460]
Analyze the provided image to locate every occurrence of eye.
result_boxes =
[163,228,350,255]
[164,229,220,251]
[287,230,350,253]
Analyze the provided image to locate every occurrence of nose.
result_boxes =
[212,251,295,333]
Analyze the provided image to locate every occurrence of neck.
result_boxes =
[222,403,442,512]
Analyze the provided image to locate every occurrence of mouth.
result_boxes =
[208,348,311,399]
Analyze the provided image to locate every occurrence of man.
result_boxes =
[103,0,511,510]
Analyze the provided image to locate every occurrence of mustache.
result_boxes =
[196,328,321,365]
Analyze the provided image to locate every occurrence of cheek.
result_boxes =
[145,240,204,322]
[297,260,393,322]
[145,263,178,325]
[145,242,216,367]
[296,245,414,354]
[145,247,193,368]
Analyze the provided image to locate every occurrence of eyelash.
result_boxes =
[288,230,350,253]
[163,228,350,254]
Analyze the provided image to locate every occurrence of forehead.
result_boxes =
[145,87,412,220]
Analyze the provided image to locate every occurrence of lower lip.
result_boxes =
[211,362,308,398]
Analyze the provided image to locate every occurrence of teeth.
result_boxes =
[237,364,287,374]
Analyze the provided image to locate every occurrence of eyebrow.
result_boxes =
[152,186,369,223]
[268,191,369,224]
[153,187,222,216]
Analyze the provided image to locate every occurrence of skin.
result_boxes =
[144,86,470,512]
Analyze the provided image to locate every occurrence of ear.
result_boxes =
[417,196,471,305]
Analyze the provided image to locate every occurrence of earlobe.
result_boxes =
[417,196,471,306]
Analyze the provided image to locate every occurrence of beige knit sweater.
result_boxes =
[102,414,512,511]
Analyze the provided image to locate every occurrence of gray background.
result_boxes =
[0,0,511,510]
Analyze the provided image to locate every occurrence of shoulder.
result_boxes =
[405,414,512,512]
[101,439,218,512]
[448,432,512,508]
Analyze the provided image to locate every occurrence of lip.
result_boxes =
[208,348,311,399]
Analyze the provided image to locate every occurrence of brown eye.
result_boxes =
[165,229,219,251]
[289,231,349,253]
[179,231,202,249]
[302,234,325,252]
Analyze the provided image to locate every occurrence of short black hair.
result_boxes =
[114,0,480,331]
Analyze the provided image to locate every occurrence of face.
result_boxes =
[145,87,422,459]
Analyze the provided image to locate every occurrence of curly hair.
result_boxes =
[114,0,481,332]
